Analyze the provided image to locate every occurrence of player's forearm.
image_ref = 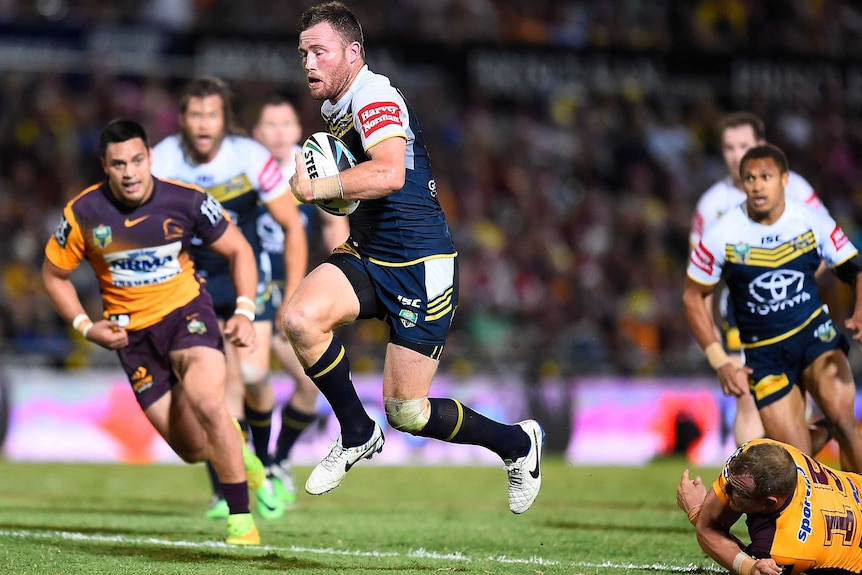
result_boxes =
[696,528,755,575]
[683,286,720,349]
[228,245,258,303]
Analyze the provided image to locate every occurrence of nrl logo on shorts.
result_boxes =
[93,224,112,248]
[814,319,836,343]
[187,318,207,334]
[398,309,418,328]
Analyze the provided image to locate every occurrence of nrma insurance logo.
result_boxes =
[104,241,182,287]
[746,269,810,315]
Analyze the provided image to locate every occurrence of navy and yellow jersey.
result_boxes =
[687,200,857,347]
[44,178,230,331]
[319,65,456,265]
[714,439,862,575]
[151,134,288,278]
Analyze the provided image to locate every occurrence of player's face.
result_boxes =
[298,22,357,102]
[101,138,154,207]
[180,95,226,163]
[254,104,302,164]
[723,479,772,514]
[721,125,763,186]
[741,156,789,224]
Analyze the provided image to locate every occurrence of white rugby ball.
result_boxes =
[301,131,359,216]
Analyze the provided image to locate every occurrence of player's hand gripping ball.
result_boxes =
[301,132,359,216]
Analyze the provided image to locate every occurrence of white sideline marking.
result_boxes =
[0,528,722,572]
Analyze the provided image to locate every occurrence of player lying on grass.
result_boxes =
[677,438,862,575]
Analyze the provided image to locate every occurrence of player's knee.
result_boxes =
[239,360,269,387]
[281,301,314,344]
[384,397,430,435]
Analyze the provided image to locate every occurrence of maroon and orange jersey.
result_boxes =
[714,439,862,575]
[45,178,230,331]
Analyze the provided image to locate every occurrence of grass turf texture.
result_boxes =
[0,456,736,574]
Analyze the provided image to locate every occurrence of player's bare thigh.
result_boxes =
[382,342,439,399]
[758,385,811,453]
[803,349,856,423]
[282,263,360,356]
[142,346,226,460]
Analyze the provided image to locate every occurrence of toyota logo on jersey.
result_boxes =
[747,269,810,314]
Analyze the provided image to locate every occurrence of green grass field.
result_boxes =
[0,456,738,574]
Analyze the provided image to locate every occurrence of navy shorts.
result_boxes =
[201,252,276,322]
[745,311,849,409]
[116,292,224,410]
[327,249,458,360]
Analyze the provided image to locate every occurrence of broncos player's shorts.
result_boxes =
[200,257,276,323]
[327,249,458,360]
[117,292,224,410]
[745,310,849,409]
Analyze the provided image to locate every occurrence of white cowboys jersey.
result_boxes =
[687,199,857,346]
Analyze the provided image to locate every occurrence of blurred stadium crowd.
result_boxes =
[2,0,862,379]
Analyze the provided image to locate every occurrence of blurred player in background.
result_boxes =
[684,144,862,471]
[283,1,544,514]
[677,439,862,575]
[252,94,349,508]
[689,112,825,446]
[151,77,308,520]
[42,119,262,545]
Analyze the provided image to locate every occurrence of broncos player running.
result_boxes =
[42,119,262,544]
[282,1,543,514]
[152,77,307,520]
[684,144,862,471]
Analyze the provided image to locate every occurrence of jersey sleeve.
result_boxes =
[351,78,408,152]
[786,172,824,213]
[240,138,288,204]
[812,208,858,267]
[687,228,725,286]
[44,203,86,271]
[193,191,231,245]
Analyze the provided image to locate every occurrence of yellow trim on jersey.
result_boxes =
[368,252,458,268]
[310,345,346,379]
[204,174,254,204]
[743,307,824,349]
[326,117,355,141]
[725,231,816,268]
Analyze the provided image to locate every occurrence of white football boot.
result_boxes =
[305,422,385,495]
[504,419,544,514]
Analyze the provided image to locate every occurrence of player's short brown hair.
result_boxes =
[718,112,766,143]
[727,442,797,501]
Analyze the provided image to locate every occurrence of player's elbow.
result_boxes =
[380,166,405,193]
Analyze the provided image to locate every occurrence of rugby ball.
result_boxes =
[301,132,359,216]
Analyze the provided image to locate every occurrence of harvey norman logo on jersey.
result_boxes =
[747,269,810,315]
[103,241,183,287]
